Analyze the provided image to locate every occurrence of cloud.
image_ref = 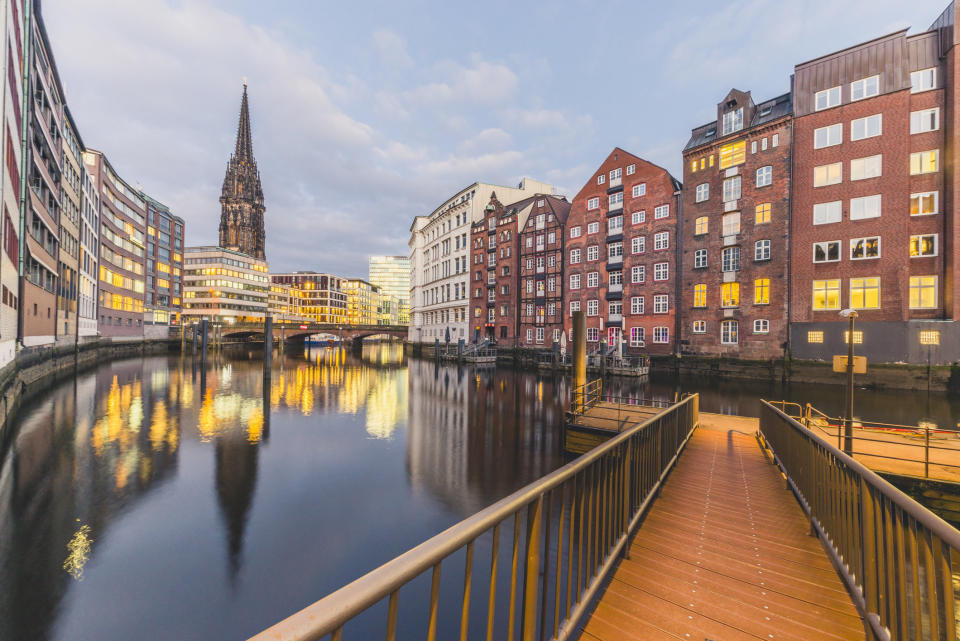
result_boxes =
[372,28,414,68]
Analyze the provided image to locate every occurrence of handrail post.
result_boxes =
[622,440,631,559]
[924,423,930,479]
[520,496,543,641]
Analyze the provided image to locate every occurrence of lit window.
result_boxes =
[722,108,744,135]
[719,140,746,169]
[850,75,879,101]
[850,277,880,309]
[693,284,706,308]
[850,237,880,260]
[919,330,940,346]
[692,320,706,334]
[851,115,882,141]
[813,241,841,263]
[695,216,709,235]
[812,280,841,310]
[814,86,841,111]
[813,201,842,225]
[754,278,770,305]
[911,108,939,134]
[755,239,771,261]
[910,150,939,175]
[813,163,842,187]
[843,331,863,344]
[807,331,824,343]
[753,319,769,334]
[814,123,843,149]
[721,282,739,307]
[720,320,738,344]
[695,183,709,202]
[755,203,771,224]
[910,234,938,257]
[910,192,938,216]
[910,68,936,93]
[910,276,937,309]
[756,166,772,187]
[722,212,740,236]
[690,159,697,173]
[694,249,707,269]
[850,195,881,220]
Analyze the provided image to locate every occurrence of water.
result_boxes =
[1,344,957,640]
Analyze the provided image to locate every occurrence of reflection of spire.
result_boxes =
[214,434,259,583]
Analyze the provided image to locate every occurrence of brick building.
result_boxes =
[790,20,960,363]
[681,90,792,359]
[564,148,681,355]
[518,195,572,348]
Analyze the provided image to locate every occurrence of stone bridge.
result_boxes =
[188,322,407,348]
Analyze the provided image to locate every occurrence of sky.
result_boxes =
[43,0,947,277]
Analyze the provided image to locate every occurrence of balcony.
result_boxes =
[606,178,623,194]
[605,232,623,243]
[606,207,624,218]
[607,254,623,266]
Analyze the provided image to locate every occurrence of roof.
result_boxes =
[684,92,792,153]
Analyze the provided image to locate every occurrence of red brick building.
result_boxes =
[790,21,960,363]
[518,195,571,348]
[681,90,792,359]
[564,148,681,355]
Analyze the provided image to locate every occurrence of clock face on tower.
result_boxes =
[219,83,266,260]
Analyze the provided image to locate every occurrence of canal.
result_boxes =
[1,344,957,640]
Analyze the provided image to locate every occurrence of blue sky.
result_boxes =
[44,0,946,276]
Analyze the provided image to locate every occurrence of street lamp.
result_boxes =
[839,308,858,455]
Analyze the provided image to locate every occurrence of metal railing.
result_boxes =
[250,394,700,641]
[569,379,602,416]
[759,401,960,641]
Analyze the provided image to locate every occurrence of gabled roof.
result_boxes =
[684,92,791,153]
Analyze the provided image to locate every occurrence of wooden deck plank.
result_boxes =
[582,427,866,641]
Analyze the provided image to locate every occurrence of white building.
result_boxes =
[408,177,554,344]
[181,246,270,323]
[77,146,100,337]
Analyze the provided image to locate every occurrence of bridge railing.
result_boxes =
[759,401,960,641]
[250,394,699,641]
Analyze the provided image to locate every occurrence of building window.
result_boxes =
[695,183,709,202]
[813,201,842,225]
[851,114,882,141]
[814,123,843,149]
[694,249,707,269]
[814,162,842,187]
[570,300,581,315]
[919,330,940,345]
[631,211,645,224]
[753,319,769,334]
[751,141,757,154]
[585,299,599,317]
[654,205,669,219]
[772,134,779,147]
[720,320,738,344]
[722,212,740,236]
[910,192,938,216]
[587,327,599,342]
[910,150,939,175]
[807,330,824,343]
[587,197,599,210]
[693,284,706,308]
[631,236,645,254]
[850,236,880,260]
[722,176,741,202]
[910,68,936,93]
[849,277,880,309]
[719,140,746,169]
[755,239,771,261]
[654,295,669,314]
[850,75,879,101]
[721,246,741,272]
[815,86,841,111]
[756,166,772,187]
[597,174,605,185]
[587,271,599,287]
[720,282,739,307]
[813,241,841,263]
[631,266,644,283]
[909,275,937,309]
[754,278,770,305]
[654,231,669,250]
[626,164,636,175]
[654,262,669,281]
[692,320,706,334]
[603,243,617,261]
[850,195,881,220]
[632,183,646,198]
[630,327,644,346]
[755,203,771,224]
[653,327,669,344]
[570,249,581,264]
[570,274,581,289]
[609,192,624,209]
[609,168,621,182]
[570,226,582,238]
[910,234,938,258]
[812,279,841,310]
[695,216,708,235]
[587,222,599,234]
[630,296,644,314]
[910,108,939,134]
[850,155,882,181]
[608,216,623,235]
[844,330,864,345]
[722,107,743,135]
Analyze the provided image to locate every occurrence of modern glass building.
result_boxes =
[368,255,409,325]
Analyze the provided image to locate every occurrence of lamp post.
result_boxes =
[839,309,858,455]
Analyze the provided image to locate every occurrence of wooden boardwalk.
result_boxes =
[580,425,866,641]
[565,402,665,454]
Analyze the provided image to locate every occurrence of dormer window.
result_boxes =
[722,108,743,135]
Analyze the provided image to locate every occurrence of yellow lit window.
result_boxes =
[173,252,182,263]
[690,160,697,173]
[158,279,170,289]
[755,203,771,224]
[695,216,708,235]
[807,331,824,344]
[721,282,739,307]
[147,226,156,237]
[844,330,864,344]
[134,280,145,293]
[812,279,841,310]
[909,150,938,175]
[909,275,937,309]
[173,297,181,306]
[699,158,705,170]
[173,268,180,276]
[709,155,714,167]
[909,235,937,257]
[719,140,746,169]
[850,277,880,309]
[693,284,707,308]
[919,330,940,346]
[158,262,170,273]
[754,278,770,305]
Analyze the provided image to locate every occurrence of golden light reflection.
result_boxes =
[196,390,265,442]
[63,523,93,580]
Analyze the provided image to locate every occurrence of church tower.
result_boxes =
[219,82,266,259]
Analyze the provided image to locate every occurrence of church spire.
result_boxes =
[233,81,253,162]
